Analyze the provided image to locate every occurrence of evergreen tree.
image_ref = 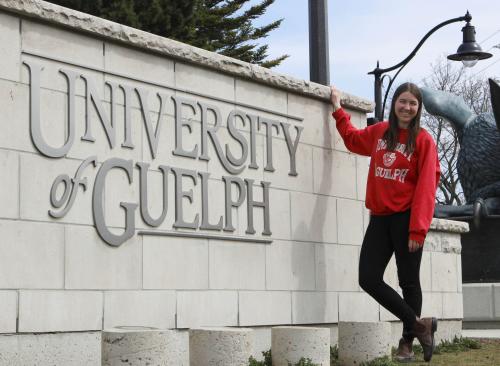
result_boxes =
[47,0,287,68]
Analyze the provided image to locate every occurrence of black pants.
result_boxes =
[359,210,422,337]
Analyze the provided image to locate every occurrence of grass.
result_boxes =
[249,337,500,366]
[329,337,500,366]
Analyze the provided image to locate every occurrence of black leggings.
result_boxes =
[359,210,422,336]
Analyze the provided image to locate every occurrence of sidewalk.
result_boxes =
[462,329,500,339]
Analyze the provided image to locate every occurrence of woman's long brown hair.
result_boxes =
[382,82,422,154]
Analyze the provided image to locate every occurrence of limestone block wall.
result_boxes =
[0,0,466,339]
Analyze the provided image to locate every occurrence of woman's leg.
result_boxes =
[358,215,417,328]
[390,210,423,337]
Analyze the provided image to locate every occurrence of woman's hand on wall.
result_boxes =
[330,86,342,112]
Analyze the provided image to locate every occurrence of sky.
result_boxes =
[249,0,500,102]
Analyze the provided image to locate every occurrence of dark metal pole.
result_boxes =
[308,0,330,85]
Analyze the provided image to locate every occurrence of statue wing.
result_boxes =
[420,87,473,132]
[489,78,500,131]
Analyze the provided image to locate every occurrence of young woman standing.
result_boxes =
[330,83,440,362]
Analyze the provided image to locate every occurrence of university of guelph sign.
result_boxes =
[23,60,303,247]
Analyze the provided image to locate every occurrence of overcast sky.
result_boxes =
[251,0,500,102]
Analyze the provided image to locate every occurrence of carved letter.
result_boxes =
[137,162,169,227]
[137,88,167,159]
[259,117,281,172]
[171,167,200,229]
[24,61,77,158]
[199,172,223,231]
[226,110,249,167]
[222,176,246,232]
[172,96,198,159]
[245,179,271,235]
[81,75,116,148]
[281,122,303,176]
[92,158,138,247]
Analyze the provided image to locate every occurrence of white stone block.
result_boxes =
[189,327,253,366]
[22,20,104,68]
[102,327,184,366]
[18,290,103,332]
[209,240,265,290]
[239,291,291,326]
[290,192,337,243]
[177,291,238,328]
[266,240,315,291]
[263,138,313,193]
[313,148,357,199]
[442,292,463,319]
[441,232,462,254]
[338,292,379,322]
[65,225,142,289]
[292,292,338,324]
[316,244,359,291]
[20,153,94,225]
[463,284,493,320]
[265,188,291,240]
[105,42,174,86]
[494,284,500,318]
[272,326,330,366]
[420,251,432,292]
[423,231,442,252]
[431,252,458,292]
[235,79,287,114]
[337,199,364,245]
[0,332,101,366]
[176,62,234,101]
[434,320,462,344]
[0,12,20,81]
[143,236,209,289]
[0,80,34,152]
[356,156,369,201]
[457,255,463,293]
[338,321,391,366]
[287,93,334,148]
[0,150,19,219]
[0,219,64,288]
[0,291,17,333]
[421,292,443,318]
[104,291,176,329]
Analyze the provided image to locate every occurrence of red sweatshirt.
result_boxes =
[333,108,440,245]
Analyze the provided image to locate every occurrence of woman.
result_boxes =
[330,83,440,363]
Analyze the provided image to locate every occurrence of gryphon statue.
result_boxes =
[421,79,500,226]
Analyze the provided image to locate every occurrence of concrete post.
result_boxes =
[102,326,184,366]
[271,326,330,366]
[338,321,392,366]
[189,327,253,366]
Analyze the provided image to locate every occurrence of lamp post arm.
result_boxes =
[368,12,470,122]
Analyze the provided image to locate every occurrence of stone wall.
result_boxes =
[0,0,466,350]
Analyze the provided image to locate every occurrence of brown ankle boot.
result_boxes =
[394,337,414,362]
[412,317,438,362]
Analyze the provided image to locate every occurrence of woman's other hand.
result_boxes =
[408,239,421,252]
[330,86,342,112]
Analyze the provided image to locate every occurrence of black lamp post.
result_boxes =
[368,11,493,124]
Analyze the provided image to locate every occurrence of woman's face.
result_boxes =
[394,91,419,128]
